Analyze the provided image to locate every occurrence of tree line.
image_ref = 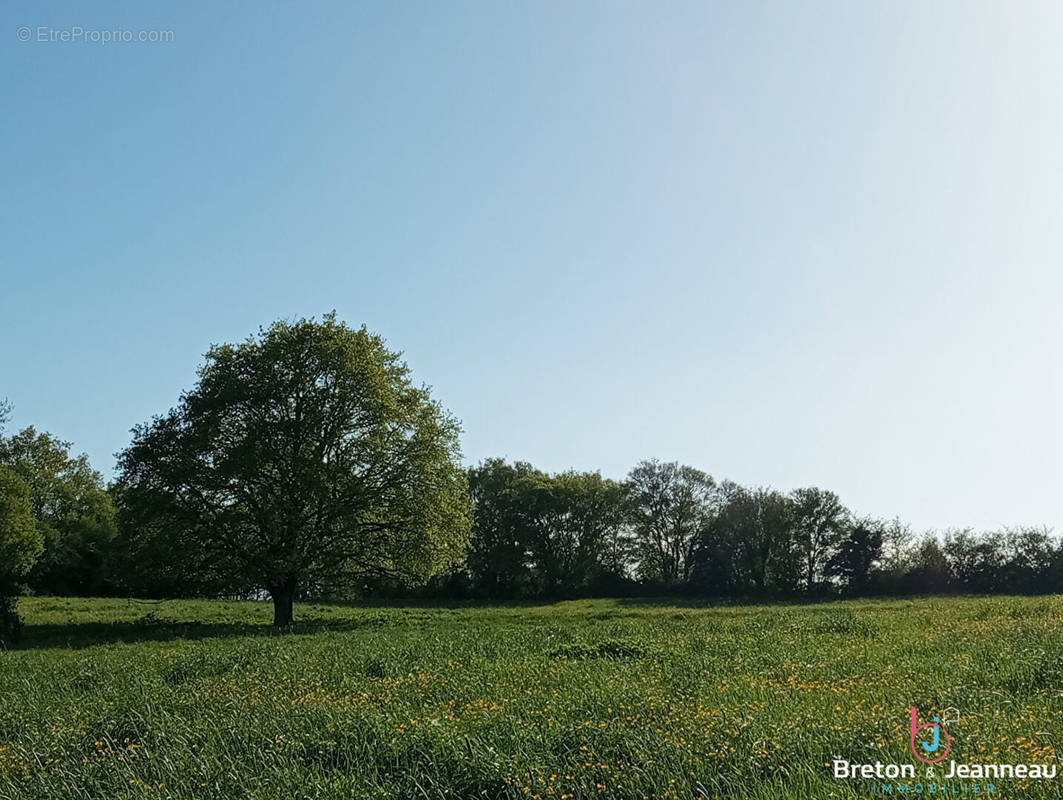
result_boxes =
[1,316,1059,635]
[451,458,1060,600]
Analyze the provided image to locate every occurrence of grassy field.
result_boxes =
[2,595,1062,800]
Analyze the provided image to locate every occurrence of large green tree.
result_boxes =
[692,483,797,594]
[0,427,117,595]
[517,469,627,596]
[626,460,717,585]
[790,487,849,591]
[467,460,628,597]
[826,518,884,594]
[0,465,42,643]
[466,459,540,597]
[116,315,471,625]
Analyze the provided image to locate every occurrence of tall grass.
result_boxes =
[1,595,1061,799]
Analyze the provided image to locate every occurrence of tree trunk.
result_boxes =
[270,581,296,627]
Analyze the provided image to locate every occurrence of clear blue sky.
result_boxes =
[3,1,1060,533]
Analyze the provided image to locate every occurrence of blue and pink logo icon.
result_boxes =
[909,706,951,763]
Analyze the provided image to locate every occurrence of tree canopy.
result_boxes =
[0,427,117,595]
[5,318,1061,615]
[626,460,717,585]
[116,315,471,625]
[0,465,41,642]
[791,487,849,591]
[466,460,628,598]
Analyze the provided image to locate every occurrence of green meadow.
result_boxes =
[2,595,1061,800]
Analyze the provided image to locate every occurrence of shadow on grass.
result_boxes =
[11,617,376,651]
